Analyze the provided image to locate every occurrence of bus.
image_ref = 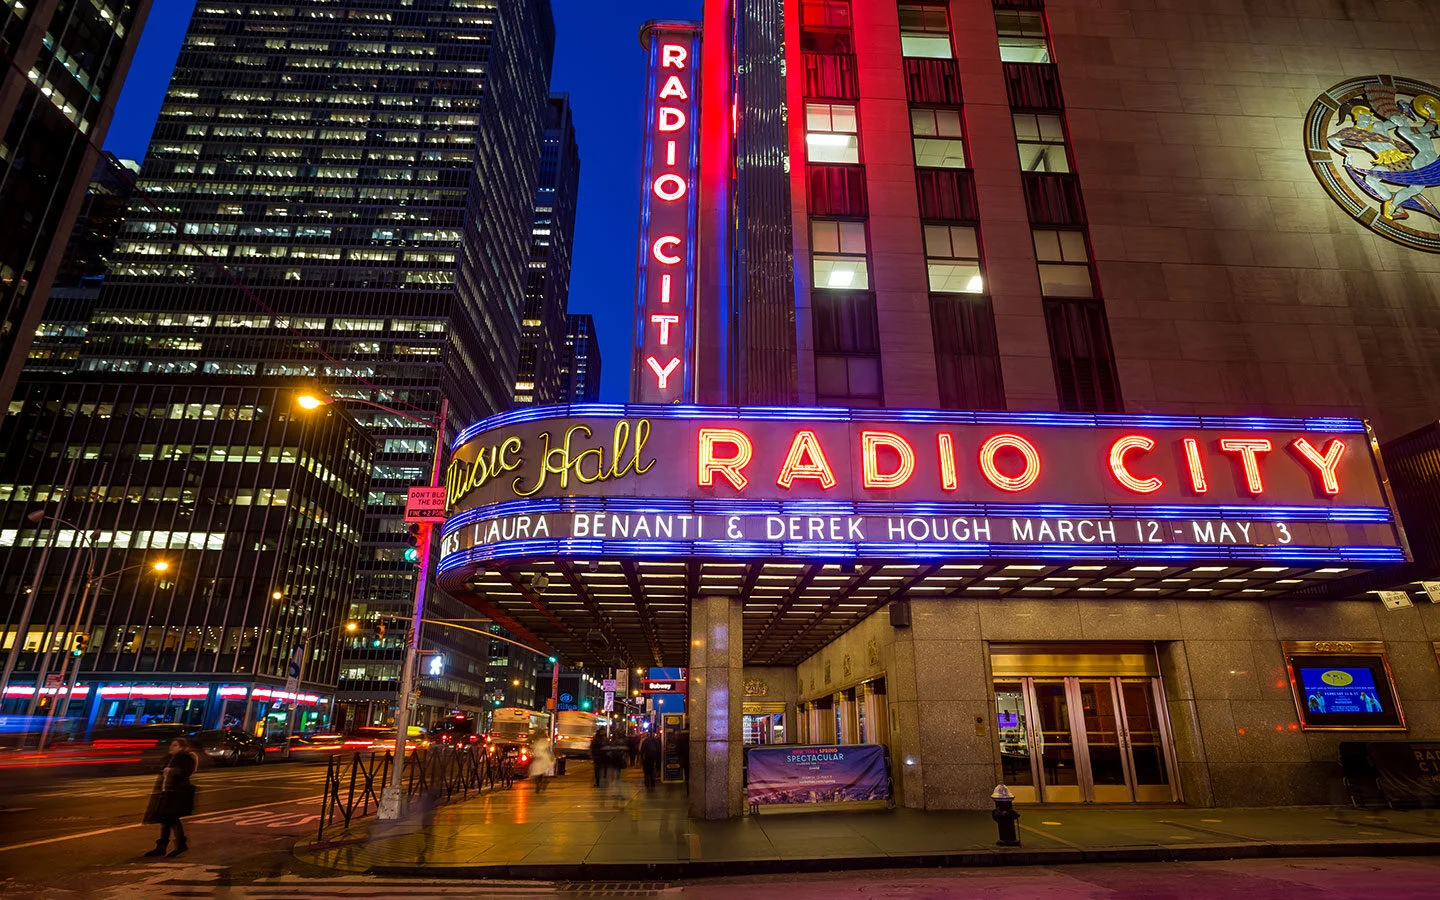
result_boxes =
[554,709,600,759]
[486,707,549,749]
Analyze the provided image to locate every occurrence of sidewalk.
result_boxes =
[296,761,1440,879]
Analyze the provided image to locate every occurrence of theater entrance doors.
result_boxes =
[994,675,1178,803]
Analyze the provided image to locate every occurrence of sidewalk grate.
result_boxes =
[558,883,672,896]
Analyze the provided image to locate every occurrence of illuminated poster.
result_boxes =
[746,744,891,808]
[631,23,702,404]
[1299,667,1384,715]
[1284,643,1405,731]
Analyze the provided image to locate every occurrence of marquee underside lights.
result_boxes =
[632,23,701,404]
[437,405,1407,573]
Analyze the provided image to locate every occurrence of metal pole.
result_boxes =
[378,396,447,821]
[23,518,95,720]
[36,572,93,751]
[1,459,78,704]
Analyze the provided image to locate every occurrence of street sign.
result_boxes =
[615,670,629,693]
[1422,581,1440,604]
[1379,590,1414,609]
[603,691,614,712]
[43,674,62,689]
[404,486,448,523]
[641,680,682,693]
[602,678,616,692]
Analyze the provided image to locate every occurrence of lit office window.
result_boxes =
[995,11,1052,63]
[911,108,966,168]
[1033,229,1094,298]
[1014,113,1070,172]
[924,225,983,293]
[811,219,869,290]
[805,102,860,164]
[898,4,951,58]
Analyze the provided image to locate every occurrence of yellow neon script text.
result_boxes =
[513,420,655,497]
[446,435,522,506]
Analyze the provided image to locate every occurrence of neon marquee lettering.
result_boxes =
[978,433,1042,492]
[1108,434,1163,494]
[1290,437,1346,495]
[697,427,753,490]
[861,431,916,490]
[513,420,655,498]
[777,430,837,489]
[1219,437,1273,495]
[1182,437,1208,494]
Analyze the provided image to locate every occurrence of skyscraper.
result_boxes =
[514,94,580,405]
[559,312,601,402]
[79,0,559,727]
[0,0,152,413]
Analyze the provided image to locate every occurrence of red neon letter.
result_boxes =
[777,430,837,489]
[1108,434,1163,494]
[658,107,686,132]
[861,431,915,490]
[1218,437,1273,494]
[660,43,687,69]
[658,74,689,100]
[652,235,681,264]
[650,314,679,345]
[978,433,1041,492]
[1290,437,1346,495]
[1182,437,1208,493]
[645,356,680,389]
[659,273,672,304]
[653,173,687,201]
[698,428,752,490]
[937,433,958,491]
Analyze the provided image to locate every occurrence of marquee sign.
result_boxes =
[437,406,1407,572]
[631,22,702,404]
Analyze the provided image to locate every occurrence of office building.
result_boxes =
[514,94,581,405]
[559,313,601,402]
[76,0,559,729]
[0,0,152,413]
[0,377,371,735]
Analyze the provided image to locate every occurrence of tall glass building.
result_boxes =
[80,0,559,727]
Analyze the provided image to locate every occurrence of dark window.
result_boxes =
[915,168,977,221]
[807,165,868,216]
[903,58,962,105]
[931,294,1005,409]
[801,0,852,29]
[1022,172,1086,226]
[1043,297,1121,412]
[803,52,859,99]
[816,355,883,405]
[812,290,879,353]
[1003,62,1062,110]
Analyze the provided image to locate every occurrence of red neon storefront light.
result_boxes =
[777,430,837,489]
[698,427,753,490]
[1182,437,1209,493]
[861,431,916,489]
[1290,437,1346,495]
[937,433,959,491]
[978,433,1041,492]
[1219,437,1273,495]
[1108,434,1164,494]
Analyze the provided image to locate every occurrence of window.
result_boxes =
[924,225,983,293]
[805,103,859,164]
[911,108,966,168]
[811,219,869,290]
[898,4,951,58]
[1033,229,1094,298]
[801,0,850,28]
[1015,113,1070,172]
[995,11,1052,64]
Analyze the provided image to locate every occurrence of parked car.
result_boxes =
[189,728,267,765]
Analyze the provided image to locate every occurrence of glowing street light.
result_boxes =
[296,393,326,410]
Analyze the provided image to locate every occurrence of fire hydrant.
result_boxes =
[991,783,1021,847]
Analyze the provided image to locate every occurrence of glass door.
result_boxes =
[993,681,1038,802]
[1076,679,1130,802]
[1117,678,1177,802]
[1031,678,1083,803]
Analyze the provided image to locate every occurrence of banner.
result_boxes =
[745,744,890,807]
[1351,741,1440,806]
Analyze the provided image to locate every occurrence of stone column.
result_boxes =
[687,595,744,819]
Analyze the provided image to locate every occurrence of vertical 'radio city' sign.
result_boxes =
[631,22,701,404]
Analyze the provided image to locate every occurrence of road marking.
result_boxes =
[0,793,324,853]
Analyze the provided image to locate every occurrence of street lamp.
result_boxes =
[297,390,448,822]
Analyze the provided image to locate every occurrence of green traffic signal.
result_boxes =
[580,700,591,710]
[403,546,419,563]
[547,655,557,664]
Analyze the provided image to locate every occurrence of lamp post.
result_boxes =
[36,550,169,751]
[298,391,448,822]
[282,619,358,750]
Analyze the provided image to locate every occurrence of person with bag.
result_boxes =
[143,737,199,858]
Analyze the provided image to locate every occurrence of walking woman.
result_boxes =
[143,737,199,857]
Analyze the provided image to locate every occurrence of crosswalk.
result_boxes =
[25,766,332,801]
[96,865,676,898]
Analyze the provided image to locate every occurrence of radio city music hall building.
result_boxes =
[436,0,1440,817]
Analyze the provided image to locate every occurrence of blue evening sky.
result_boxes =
[103,0,703,402]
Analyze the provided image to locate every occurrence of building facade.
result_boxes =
[73,0,560,729]
[0,377,372,736]
[0,0,152,413]
[514,94,581,405]
[559,312,601,402]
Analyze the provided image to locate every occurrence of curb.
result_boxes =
[353,838,1440,881]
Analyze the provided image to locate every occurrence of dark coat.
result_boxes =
[641,735,662,763]
[144,751,198,822]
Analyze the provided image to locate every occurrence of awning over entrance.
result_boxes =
[437,404,1409,667]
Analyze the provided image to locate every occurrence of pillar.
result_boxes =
[687,595,743,818]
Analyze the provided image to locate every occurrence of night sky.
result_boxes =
[103,0,704,402]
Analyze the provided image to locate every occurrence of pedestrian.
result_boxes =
[676,730,690,783]
[627,731,640,766]
[590,728,608,787]
[142,737,198,858]
[604,731,627,781]
[528,730,555,792]
[641,730,661,789]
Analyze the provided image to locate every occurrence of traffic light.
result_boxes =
[72,633,89,657]
[580,699,591,711]
[372,617,387,647]
[547,655,558,664]
[403,523,422,565]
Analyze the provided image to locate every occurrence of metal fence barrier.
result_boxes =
[316,744,506,841]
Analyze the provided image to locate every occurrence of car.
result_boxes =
[341,726,424,753]
[189,728,267,765]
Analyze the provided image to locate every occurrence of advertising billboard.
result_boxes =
[745,744,891,809]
